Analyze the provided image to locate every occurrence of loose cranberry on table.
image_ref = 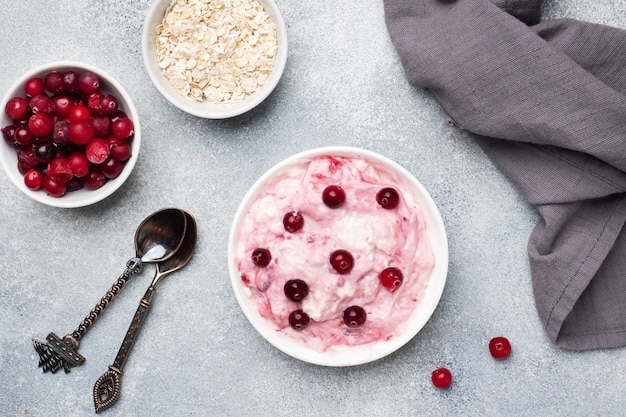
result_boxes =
[1,69,135,197]
[489,336,512,359]
[431,367,452,389]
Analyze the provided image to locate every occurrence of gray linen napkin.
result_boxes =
[384,0,626,350]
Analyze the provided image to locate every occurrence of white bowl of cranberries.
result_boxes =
[228,147,448,366]
[0,61,140,208]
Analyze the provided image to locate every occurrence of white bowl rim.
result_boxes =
[227,146,449,367]
[0,60,141,208]
[142,0,288,119]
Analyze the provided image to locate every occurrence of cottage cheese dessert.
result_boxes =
[232,152,436,352]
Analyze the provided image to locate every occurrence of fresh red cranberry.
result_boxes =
[62,71,81,94]
[2,125,17,143]
[47,158,73,182]
[33,142,57,164]
[69,105,90,122]
[251,248,271,267]
[14,125,34,146]
[29,94,53,114]
[44,71,65,95]
[81,169,107,190]
[68,120,94,145]
[283,210,304,233]
[91,115,111,138]
[489,337,512,359]
[52,121,70,146]
[330,249,354,274]
[78,71,100,94]
[52,96,73,117]
[378,267,404,292]
[431,368,452,389]
[101,157,124,179]
[67,151,90,178]
[108,137,131,161]
[100,94,118,116]
[65,177,84,192]
[343,305,366,328]
[43,175,67,197]
[85,138,110,164]
[284,279,309,302]
[322,185,345,208]
[87,92,103,114]
[5,97,29,121]
[28,113,54,138]
[24,169,44,190]
[24,77,45,97]
[376,187,400,209]
[111,116,134,139]
[288,310,310,330]
[16,145,38,172]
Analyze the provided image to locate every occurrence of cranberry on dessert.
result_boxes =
[489,336,512,359]
[431,368,452,389]
[284,279,309,302]
[379,267,404,292]
[376,187,400,209]
[322,185,346,208]
[343,305,367,328]
[251,247,271,267]
[283,210,304,233]
[329,249,354,274]
[288,310,310,330]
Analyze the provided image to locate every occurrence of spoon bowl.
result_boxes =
[135,208,188,263]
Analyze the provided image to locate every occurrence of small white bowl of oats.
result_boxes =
[142,0,288,119]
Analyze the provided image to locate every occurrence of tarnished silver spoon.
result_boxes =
[32,208,188,374]
[93,210,197,413]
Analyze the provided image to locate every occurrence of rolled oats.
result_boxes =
[156,0,279,103]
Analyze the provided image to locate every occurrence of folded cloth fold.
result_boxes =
[384,0,626,350]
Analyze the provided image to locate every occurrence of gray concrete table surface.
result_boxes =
[1,1,625,416]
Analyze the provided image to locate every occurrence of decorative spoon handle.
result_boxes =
[93,286,157,413]
[32,258,143,374]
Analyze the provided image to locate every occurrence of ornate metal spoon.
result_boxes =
[32,208,188,374]
[93,210,197,413]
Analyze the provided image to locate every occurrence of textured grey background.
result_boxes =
[1,1,625,416]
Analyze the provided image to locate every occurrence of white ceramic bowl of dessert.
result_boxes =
[0,61,140,208]
[228,146,448,366]
[142,0,288,119]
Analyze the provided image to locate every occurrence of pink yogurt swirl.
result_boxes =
[234,154,435,351]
